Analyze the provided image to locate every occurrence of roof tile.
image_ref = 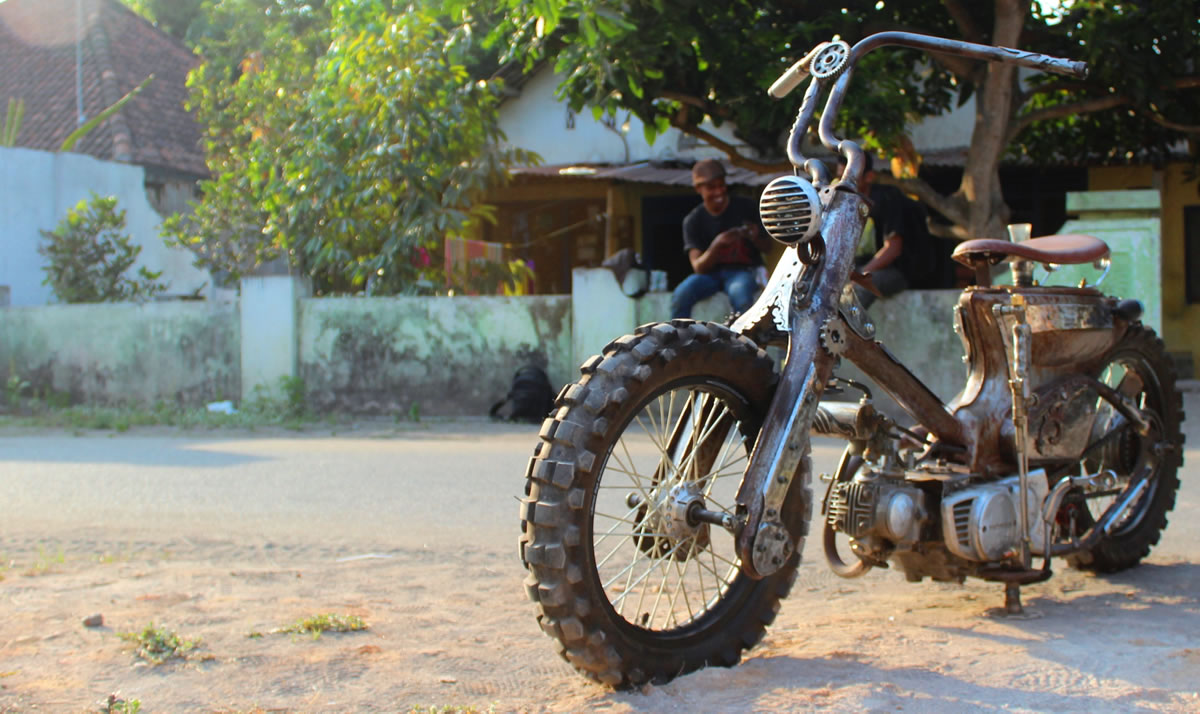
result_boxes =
[0,0,206,178]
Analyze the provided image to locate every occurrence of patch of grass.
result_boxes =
[103,695,141,714]
[117,623,200,665]
[272,613,368,639]
[23,544,65,576]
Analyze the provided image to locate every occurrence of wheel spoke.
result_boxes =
[590,377,765,633]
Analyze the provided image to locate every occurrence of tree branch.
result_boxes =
[874,173,970,229]
[1006,76,1200,144]
[669,119,792,173]
[942,0,985,44]
[928,51,981,82]
[1138,108,1200,134]
[658,89,730,120]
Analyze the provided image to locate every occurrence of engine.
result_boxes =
[940,470,1049,561]
[826,474,927,545]
[826,468,1052,571]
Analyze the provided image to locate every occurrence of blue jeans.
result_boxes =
[671,267,760,319]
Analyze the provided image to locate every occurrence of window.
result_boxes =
[1186,206,1200,304]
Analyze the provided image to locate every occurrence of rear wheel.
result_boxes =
[1066,325,1185,573]
[518,320,798,688]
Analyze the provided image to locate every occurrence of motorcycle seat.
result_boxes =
[952,233,1110,268]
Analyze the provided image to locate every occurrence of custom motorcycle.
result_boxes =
[517,32,1185,688]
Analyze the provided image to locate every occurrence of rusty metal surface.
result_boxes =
[732,187,866,578]
[841,326,966,447]
[949,286,1128,474]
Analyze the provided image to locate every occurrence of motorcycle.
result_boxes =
[517,31,1186,688]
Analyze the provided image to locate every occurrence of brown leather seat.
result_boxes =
[952,233,1110,267]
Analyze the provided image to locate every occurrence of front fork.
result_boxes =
[729,186,867,578]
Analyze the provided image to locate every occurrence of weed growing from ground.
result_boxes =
[24,544,65,576]
[103,694,141,713]
[117,624,199,665]
[272,613,368,640]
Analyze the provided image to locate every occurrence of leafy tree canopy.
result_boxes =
[160,0,535,294]
[481,0,1198,239]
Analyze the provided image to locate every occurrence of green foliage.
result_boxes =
[486,0,1199,237]
[245,375,310,421]
[4,361,30,409]
[272,613,368,639]
[448,258,535,296]
[1015,0,1200,164]
[117,623,200,665]
[2,98,24,147]
[60,75,155,152]
[163,0,537,295]
[104,695,142,714]
[38,194,167,304]
[488,0,1196,166]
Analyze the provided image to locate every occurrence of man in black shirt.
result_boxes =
[840,154,931,307]
[670,159,772,319]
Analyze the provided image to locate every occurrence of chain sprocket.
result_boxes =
[820,316,850,356]
[810,41,851,81]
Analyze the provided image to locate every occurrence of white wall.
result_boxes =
[0,146,211,306]
[498,68,746,165]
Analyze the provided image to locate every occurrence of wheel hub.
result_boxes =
[631,481,712,560]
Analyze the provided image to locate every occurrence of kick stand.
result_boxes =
[1004,582,1023,615]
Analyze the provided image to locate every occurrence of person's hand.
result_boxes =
[712,228,741,248]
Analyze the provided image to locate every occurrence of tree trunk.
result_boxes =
[953,0,1029,240]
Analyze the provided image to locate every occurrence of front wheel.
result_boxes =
[518,320,798,688]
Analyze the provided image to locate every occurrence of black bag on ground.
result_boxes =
[490,364,555,423]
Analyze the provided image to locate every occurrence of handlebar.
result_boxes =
[771,32,1088,186]
[771,31,1087,100]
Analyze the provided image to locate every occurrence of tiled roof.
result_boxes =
[0,0,206,178]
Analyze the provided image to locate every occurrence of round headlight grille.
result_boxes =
[759,175,822,245]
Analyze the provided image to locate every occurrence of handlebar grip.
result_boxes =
[768,60,810,99]
[768,44,830,99]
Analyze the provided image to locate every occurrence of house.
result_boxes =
[0,0,206,211]
[488,65,1199,377]
[0,0,212,305]
[489,65,789,294]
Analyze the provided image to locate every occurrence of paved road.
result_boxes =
[3,401,1196,559]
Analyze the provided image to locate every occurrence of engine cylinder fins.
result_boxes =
[759,175,823,245]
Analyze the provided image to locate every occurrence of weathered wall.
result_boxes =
[1089,164,1198,377]
[832,291,966,418]
[0,147,211,306]
[0,302,239,406]
[298,296,572,416]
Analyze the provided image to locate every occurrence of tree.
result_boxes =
[39,194,167,303]
[163,0,535,294]
[483,0,1199,240]
[119,0,206,43]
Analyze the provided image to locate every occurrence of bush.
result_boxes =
[39,193,167,303]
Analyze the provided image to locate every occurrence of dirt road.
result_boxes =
[1,404,1197,713]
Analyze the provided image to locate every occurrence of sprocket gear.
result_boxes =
[809,40,851,81]
[820,317,850,356]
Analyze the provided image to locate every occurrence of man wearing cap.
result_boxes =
[671,159,772,319]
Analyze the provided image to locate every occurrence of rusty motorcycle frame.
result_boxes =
[518,32,1186,689]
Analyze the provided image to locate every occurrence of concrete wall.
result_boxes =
[0,147,211,306]
[1088,164,1198,377]
[573,267,964,419]
[0,302,239,406]
[297,294,573,416]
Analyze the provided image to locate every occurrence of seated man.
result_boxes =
[671,159,772,319]
[839,154,940,307]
